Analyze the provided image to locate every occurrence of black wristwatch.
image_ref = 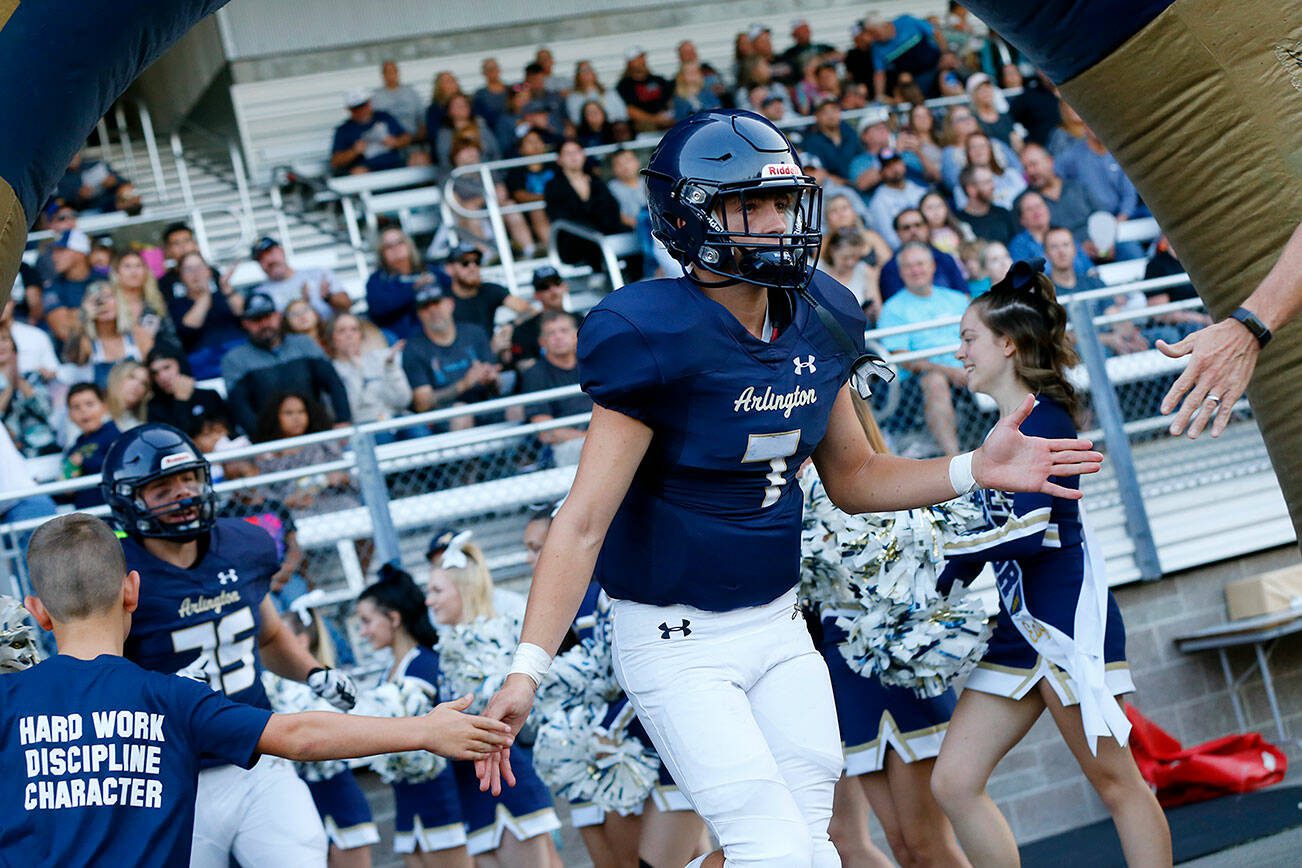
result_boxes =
[1229,307,1272,349]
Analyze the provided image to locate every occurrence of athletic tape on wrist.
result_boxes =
[948,451,979,495]
[508,642,552,688]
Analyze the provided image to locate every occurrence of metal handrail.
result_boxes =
[170,132,196,212]
[136,101,169,204]
[113,105,139,182]
[548,220,633,291]
[0,384,587,503]
[228,141,259,244]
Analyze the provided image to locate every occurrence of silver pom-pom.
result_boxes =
[354,679,448,783]
[802,469,991,697]
[533,703,659,815]
[1,596,44,674]
[262,672,350,782]
[436,615,521,714]
[536,638,621,721]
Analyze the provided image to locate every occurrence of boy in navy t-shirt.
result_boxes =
[0,514,511,867]
[62,382,120,510]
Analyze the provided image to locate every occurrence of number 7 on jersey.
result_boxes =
[742,429,802,508]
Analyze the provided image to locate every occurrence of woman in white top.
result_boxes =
[817,227,883,325]
[105,359,149,431]
[328,313,411,426]
[566,60,628,126]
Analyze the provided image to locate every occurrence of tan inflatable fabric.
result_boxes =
[0,177,21,301]
[1059,0,1302,541]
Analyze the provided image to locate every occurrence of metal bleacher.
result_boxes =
[228,3,912,184]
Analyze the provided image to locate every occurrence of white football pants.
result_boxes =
[190,754,328,868]
[609,588,843,867]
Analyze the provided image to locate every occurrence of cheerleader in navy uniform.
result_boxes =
[355,567,471,868]
[273,609,381,868]
[475,110,1103,865]
[806,418,967,868]
[522,506,709,868]
[820,615,968,866]
[932,262,1172,867]
[425,536,562,865]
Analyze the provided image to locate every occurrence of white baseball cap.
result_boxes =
[344,88,371,109]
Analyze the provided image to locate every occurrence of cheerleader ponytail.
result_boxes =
[972,258,1084,425]
[359,562,440,648]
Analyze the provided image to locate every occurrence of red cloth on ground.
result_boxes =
[1125,703,1287,807]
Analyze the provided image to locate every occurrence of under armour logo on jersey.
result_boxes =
[793,355,817,375]
[658,620,691,639]
[217,568,238,586]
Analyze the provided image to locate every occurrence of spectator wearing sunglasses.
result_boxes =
[443,242,534,337]
[879,208,969,301]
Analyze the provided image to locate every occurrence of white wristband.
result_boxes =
[508,642,552,689]
[948,451,980,495]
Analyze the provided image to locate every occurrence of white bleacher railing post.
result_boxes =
[478,164,519,295]
[227,141,259,246]
[170,133,196,211]
[350,428,401,567]
[113,105,139,183]
[95,118,115,165]
[1066,296,1162,581]
[136,101,169,203]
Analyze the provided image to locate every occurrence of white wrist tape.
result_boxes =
[948,451,980,495]
[508,642,552,688]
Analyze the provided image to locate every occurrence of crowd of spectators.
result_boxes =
[8,5,1202,517]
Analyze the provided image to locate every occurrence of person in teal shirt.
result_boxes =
[878,242,973,454]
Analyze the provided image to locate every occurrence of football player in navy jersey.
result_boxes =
[100,423,364,868]
[477,110,1103,866]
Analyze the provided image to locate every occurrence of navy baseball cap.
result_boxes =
[447,242,482,264]
[414,284,450,307]
[531,265,564,291]
[426,527,460,560]
[240,292,277,319]
[250,236,281,260]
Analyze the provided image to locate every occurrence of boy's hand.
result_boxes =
[307,667,358,710]
[427,694,514,759]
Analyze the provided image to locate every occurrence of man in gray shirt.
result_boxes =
[220,292,352,435]
[370,60,424,140]
[250,236,352,320]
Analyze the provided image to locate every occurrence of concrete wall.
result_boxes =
[128,16,227,131]
[987,543,1302,845]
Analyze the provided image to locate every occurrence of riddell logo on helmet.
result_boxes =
[160,451,195,470]
[761,163,798,178]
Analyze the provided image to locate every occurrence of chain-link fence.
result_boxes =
[1,276,1288,658]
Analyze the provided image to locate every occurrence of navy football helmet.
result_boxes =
[100,423,216,540]
[643,109,822,290]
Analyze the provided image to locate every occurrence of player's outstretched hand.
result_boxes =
[307,667,358,711]
[473,674,537,795]
[1157,320,1259,439]
[426,694,514,759]
[973,395,1103,500]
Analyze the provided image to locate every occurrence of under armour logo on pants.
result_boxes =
[658,620,692,639]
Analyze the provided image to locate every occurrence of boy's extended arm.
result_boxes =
[258,695,512,762]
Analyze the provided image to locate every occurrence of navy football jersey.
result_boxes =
[578,271,867,610]
[121,518,278,713]
[0,654,270,868]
